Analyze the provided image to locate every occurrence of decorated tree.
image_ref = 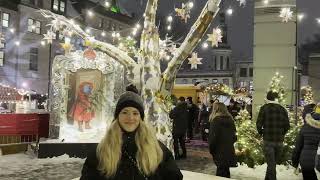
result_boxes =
[301,85,315,105]
[235,109,264,168]
[40,0,241,147]
[235,72,303,167]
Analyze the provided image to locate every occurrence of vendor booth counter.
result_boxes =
[0,113,49,154]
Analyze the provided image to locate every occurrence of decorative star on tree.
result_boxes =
[175,3,191,23]
[188,52,202,69]
[207,28,223,47]
[279,7,293,23]
[43,30,55,44]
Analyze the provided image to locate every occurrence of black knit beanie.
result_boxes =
[114,91,145,120]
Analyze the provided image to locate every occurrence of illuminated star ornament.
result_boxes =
[237,0,246,6]
[279,7,293,23]
[175,3,191,23]
[43,30,55,44]
[188,52,202,69]
[207,28,223,47]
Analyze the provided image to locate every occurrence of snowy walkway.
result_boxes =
[0,152,310,180]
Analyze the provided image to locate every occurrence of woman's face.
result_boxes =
[118,107,141,132]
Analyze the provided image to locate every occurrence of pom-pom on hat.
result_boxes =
[114,90,144,120]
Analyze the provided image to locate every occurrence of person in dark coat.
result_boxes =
[228,99,240,119]
[209,102,237,178]
[256,91,290,180]
[199,104,210,141]
[302,103,316,122]
[292,108,320,180]
[186,97,199,140]
[169,96,188,159]
[80,90,183,180]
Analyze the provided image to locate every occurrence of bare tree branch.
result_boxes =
[159,0,221,97]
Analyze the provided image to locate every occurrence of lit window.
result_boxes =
[27,18,41,34]
[52,0,66,13]
[212,79,218,84]
[2,13,9,27]
[182,79,188,84]
[53,0,59,11]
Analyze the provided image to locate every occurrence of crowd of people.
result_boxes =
[79,86,320,180]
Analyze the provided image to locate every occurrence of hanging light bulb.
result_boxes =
[136,24,141,29]
[9,28,15,33]
[188,2,194,9]
[263,0,269,5]
[298,13,305,21]
[167,16,173,22]
[101,31,106,37]
[105,1,110,7]
[40,41,46,46]
[227,8,233,16]
[87,10,94,17]
[167,25,172,31]
[202,42,208,49]
[15,41,20,46]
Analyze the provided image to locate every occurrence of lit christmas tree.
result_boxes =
[301,86,314,105]
[268,72,286,104]
[235,72,303,167]
[235,109,264,168]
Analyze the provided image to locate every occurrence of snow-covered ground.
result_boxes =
[0,152,317,180]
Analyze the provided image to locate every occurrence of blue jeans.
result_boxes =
[263,141,283,180]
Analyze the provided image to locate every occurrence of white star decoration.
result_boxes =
[175,3,191,23]
[207,28,223,47]
[43,30,56,44]
[188,52,202,69]
[279,7,293,23]
[237,0,246,6]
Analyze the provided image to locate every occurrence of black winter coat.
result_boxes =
[209,115,237,167]
[80,131,183,180]
[292,114,320,169]
[169,102,189,136]
[256,102,290,143]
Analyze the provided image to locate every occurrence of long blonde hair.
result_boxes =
[209,102,232,122]
[97,119,163,177]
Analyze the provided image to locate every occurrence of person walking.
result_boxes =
[208,102,237,178]
[199,103,210,141]
[169,97,189,159]
[256,91,290,180]
[80,90,183,180]
[186,97,199,141]
[292,105,320,180]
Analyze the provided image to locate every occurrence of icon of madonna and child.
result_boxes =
[67,81,106,132]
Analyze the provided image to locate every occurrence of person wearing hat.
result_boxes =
[292,105,320,180]
[80,90,183,180]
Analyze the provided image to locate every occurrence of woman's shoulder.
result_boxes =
[84,144,99,167]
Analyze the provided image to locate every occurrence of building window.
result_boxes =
[249,67,253,77]
[27,19,41,34]
[0,41,5,66]
[220,56,223,70]
[2,12,9,27]
[29,48,38,71]
[223,79,229,86]
[182,79,188,84]
[192,79,197,84]
[212,79,218,84]
[240,68,247,77]
[52,0,66,13]
[226,57,230,70]
[213,56,216,70]
[240,81,246,87]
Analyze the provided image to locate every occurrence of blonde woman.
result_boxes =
[209,102,237,178]
[80,90,183,180]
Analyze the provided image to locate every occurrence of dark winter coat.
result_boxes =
[209,115,237,167]
[256,102,290,143]
[169,102,189,136]
[292,113,320,169]
[80,131,183,180]
[187,103,199,126]
[199,107,210,129]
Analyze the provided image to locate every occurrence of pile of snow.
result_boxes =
[231,163,319,180]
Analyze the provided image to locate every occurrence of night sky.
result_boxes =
[117,0,320,61]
